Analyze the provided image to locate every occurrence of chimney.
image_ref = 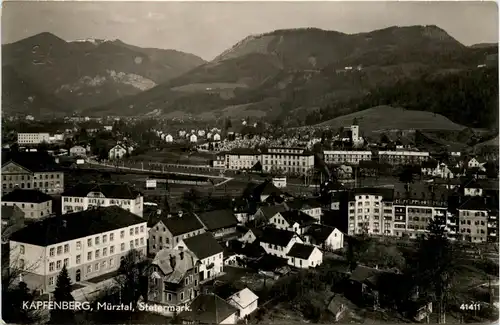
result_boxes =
[169,255,176,269]
[178,211,183,218]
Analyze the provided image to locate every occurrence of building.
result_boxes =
[421,161,454,179]
[286,243,323,269]
[17,133,50,145]
[378,151,430,165]
[225,149,260,170]
[226,288,259,320]
[261,147,315,175]
[148,248,200,306]
[1,205,25,243]
[1,189,53,219]
[165,134,173,143]
[175,232,224,282]
[463,180,484,197]
[272,177,287,188]
[303,224,344,251]
[212,154,226,169]
[9,206,147,294]
[108,145,127,160]
[69,146,87,157]
[2,152,65,194]
[285,198,322,220]
[148,212,205,255]
[258,227,303,258]
[323,151,372,165]
[61,183,144,217]
[179,294,238,324]
[458,198,491,243]
[189,134,198,143]
[196,210,239,239]
[347,188,395,236]
[213,133,221,141]
[269,210,317,235]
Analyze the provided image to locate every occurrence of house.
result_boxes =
[1,205,25,243]
[175,232,224,282]
[239,227,263,244]
[258,227,303,258]
[196,210,238,239]
[2,151,65,194]
[269,210,317,235]
[347,264,399,306]
[178,294,238,324]
[9,206,147,294]
[286,243,323,268]
[149,211,205,255]
[213,133,221,141]
[108,144,127,160]
[2,189,53,219]
[421,161,455,179]
[327,295,347,322]
[226,288,259,319]
[251,180,283,202]
[165,134,173,143]
[189,134,198,143]
[148,248,200,306]
[284,198,322,220]
[303,224,344,251]
[61,183,144,217]
[253,204,287,226]
[69,146,86,157]
[104,125,113,131]
[463,180,484,197]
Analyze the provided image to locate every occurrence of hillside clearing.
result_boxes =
[315,105,467,132]
[171,82,248,93]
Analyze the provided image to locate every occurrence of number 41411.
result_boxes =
[460,303,481,311]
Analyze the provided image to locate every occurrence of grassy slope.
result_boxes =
[315,105,467,132]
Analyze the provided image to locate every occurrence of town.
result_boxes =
[2,112,499,324]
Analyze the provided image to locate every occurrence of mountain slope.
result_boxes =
[2,32,206,111]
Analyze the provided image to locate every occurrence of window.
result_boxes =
[110,233,114,241]
[95,263,99,271]
[19,259,25,269]
[135,239,139,246]
[102,261,107,269]
[135,227,139,235]
[167,293,172,301]
[87,239,92,247]
[64,244,69,253]
[130,241,134,249]
[180,292,184,301]
[95,237,100,245]
[57,246,62,255]
[63,258,69,266]
[76,241,81,250]
[56,260,62,270]
[95,250,100,259]
[140,226,144,233]
[20,245,25,254]
[120,231,125,239]
[87,265,92,273]
[121,243,125,251]
[185,278,189,285]
[87,252,92,261]
[103,248,107,256]
[103,235,107,243]
[140,238,144,245]
[49,262,55,271]
[129,229,134,236]
[49,277,54,286]
[109,259,114,267]
[110,246,115,254]
[76,255,81,264]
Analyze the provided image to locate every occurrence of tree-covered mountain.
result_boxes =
[88,25,498,128]
[2,32,206,114]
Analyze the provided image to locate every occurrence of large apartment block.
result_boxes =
[9,206,147,294]
[261,147,315,175]
[323,150,372,165]
[17,133,50,145]
[1,189,53,219]
[378,150,430,165]
[1,152,65,194]
[61,183,144,217]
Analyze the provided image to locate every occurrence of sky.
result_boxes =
[2,1,498,61]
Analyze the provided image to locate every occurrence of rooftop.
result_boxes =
[178,294,237,324]
[196,210,238,231]
[287,243,316,259]
[259,227,298,247]
[62,183,142,199]
[151,248,197,284]
[181,232,224,260]
[2,189,53,203]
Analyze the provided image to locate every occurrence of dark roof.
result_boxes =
[10,206,145,246]
[179,294,237,324]
[304,224,338,243]
[62,183,142,199]
[259,227,297,247]
[2,189,53,203]
[258,205,287,220]
[165,213,204,236]
[196,210,238,231]
[2,151,62,172]
[279,210,317,226]
[228,148,260,155]
[349,265,385,283]
[1,205,24,221]
[285,198,322,210]
[225,240,265,258]
[253,180,282,197]
[182,232,223,260]
[287,243,316,259]
[351,187,394,201]
[458,197,490,211]
[464,179,483,189]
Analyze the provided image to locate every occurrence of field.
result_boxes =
[171,82,248,93]
[127,149,214,166]
[315,105,467,132]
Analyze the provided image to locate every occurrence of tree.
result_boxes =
[410,218,456,324]
[115,249,149,308]
[50,265,75,324]
[2,281,41,324]
[399,166,416,193]
[346,234,372,271]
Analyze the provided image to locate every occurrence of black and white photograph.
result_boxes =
[1,1,499,324]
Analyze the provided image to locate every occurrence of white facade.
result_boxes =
[174,241,224,282]
[272,177,287,188]
[464,187,483,197]
[61,192,144,217]
[10,221,148,293]
[227,288,258,320]
[378,151,430,165]
[287,245,323,269]
[323,151,372,165]
[213,134,221,141]
[269,213,315,235]
[70,146,87,157]
[165,134,173,142]
[259,235,303,258]
[348,194,394,236]
[17,133,50,145]
[304,227,344,250]
[189,134,198,143]
[239,230,257,244]
[109,145,127,160]
[226,153,260,170]
[261,148,314,174]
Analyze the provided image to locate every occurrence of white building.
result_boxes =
[225,149,260,170]
[226,288,259,320]
[1,189,53,220]
[9,206,147,294]
[175,232,224,282]
[259,227,303,258]
[189,134,198,143]
[17,133,50,145]
[378,150,430,165]
[272,177,287,188]
[269,210,317,235]
[61,183,144,217]
[165,134,173,143]
[70,146,87,157]
[303,224,344,251]
[108,144,127,160]
[323,150,372,165]
[286,243,323,269]
[213,133,221,141]
[261,147,314,175]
